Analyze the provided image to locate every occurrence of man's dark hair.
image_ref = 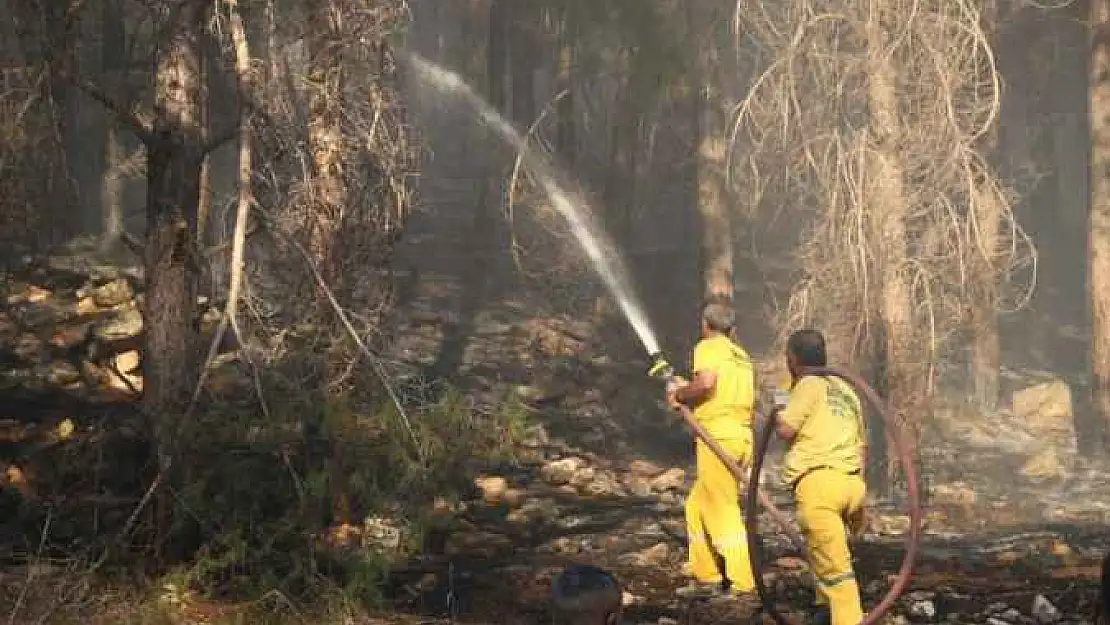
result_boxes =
[551,564,622,624]
[701,297,736,335]
[787,329,827,367]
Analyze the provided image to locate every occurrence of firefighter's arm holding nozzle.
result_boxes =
[665,370,717,411]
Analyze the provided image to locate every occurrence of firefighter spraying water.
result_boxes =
[650,319,921,624]
[409,52,919,622]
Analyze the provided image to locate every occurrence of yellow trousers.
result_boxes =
[684,436,756,591]
[795,469,867,625]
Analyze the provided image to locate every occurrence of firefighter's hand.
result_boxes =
[772,388,790,411]
[665,377,688,410]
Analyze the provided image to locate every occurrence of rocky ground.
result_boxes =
[1,240,1109,625]
[368,255,1110,624]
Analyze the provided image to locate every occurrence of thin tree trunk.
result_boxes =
[307,3,346,297]
[555,8,576,170]
[100,0,126,248]
[968,0,1005,412]
[691,1,733,301]
[1089,0,1110,450]
[197,37,212,247]
[509,4,536,126]
[144,1,207,460]
[306,0,351,526]
[865,1,915,494]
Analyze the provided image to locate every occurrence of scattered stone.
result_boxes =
[75,296,98,315]
[635,542,671,567]
[876,514,911,535]
[986,619,1010,625]
[474,475,509,504]
[568,466,596,488]
[93,308,142,341]
[625,475,653,497]
[6,285,51,305]
[910,599,936,625]
[630,459,665,477]
[1031,595,1061,624]
[362,516,403,554]
[1001,608,1023,622]
[649,468,686,492]
[657,618,679,625]
[47,361,81,386]
[1012,381,1072,425]
[107,350,142,392]
[541,457,586,485]
[91,278,133,308]
[507,497,557,524]
[502,487,526,509]
[1022,448,1067,480]
[932,482,976,505]
[583,475,621,498]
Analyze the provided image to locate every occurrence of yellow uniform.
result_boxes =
[779,375,868,625]
[684,335,756,590]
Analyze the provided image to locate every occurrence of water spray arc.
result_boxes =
[405,51,920,621]
[404,53,660,358]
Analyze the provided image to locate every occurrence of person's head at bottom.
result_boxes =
[551,564,622,625]
[786,328,827,382]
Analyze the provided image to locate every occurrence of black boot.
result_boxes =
[811,606,832,625]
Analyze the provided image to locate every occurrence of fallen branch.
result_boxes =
[68,75,153,144]
[187,0,254,420]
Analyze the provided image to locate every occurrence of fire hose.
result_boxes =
[650,355,921,624]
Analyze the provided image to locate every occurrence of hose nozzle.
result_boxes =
[647,352,675,380]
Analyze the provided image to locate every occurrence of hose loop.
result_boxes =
[743,365,922,625]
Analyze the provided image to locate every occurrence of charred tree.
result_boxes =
[1090,0,1110,449]
[865,3,914,495]
[143,1,208,462]
[555,6,576,170]
[966,0,1006,412]
[690,0,733,301]
[100,0,127,248]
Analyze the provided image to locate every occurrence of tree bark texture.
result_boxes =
[143,1,207,459]
[865,2,916,493]
[691,1,733,302]
[307,1,347,296]
[1089,0,1110,448]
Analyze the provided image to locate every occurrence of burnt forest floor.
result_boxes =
[0,239,1108,625]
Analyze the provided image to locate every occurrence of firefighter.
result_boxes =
[667,299,757,597]
[770,329,868,625]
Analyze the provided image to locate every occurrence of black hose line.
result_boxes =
[743,366,922,625]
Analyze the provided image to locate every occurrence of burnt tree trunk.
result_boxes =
[865,3,915,495]
[555,7,576,170]
[690,0,733,301]
[100,0,126,248]
[305,0,352,527]
[966,0,1006,412]
[143,1,207,461]
[1089,0,1110,449]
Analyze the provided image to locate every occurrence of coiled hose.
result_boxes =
[742,366,922,625]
